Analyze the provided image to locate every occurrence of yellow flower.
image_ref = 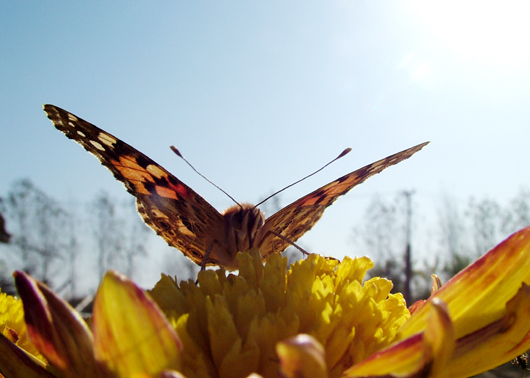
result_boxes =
[2,227,530,378]
[0,290,44,361]
[0,290,51,378]
[148,251,409,378]
[7,269,181,378]
[345,227,530,378]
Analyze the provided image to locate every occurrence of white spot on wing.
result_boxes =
[146,164,166,179]
[90,140,105,151]
[67,114,78,121]
[77,130,86,137]
[98,132,116,147]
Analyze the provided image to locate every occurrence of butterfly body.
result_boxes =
[44,104,428,270]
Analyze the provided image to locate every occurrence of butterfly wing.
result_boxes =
[43,105,228,267]
[258,142,429,256]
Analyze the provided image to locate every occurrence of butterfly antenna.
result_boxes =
[170,146,242,208]
[255,147,352,208]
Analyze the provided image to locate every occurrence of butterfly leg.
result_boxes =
[200,239,228,271]
[194,243,214,285]
[195,240,225,284]
[266,231,311,256]
[200,242,215,271]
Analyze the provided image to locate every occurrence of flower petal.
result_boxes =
[344,299,454,378]
[423,299,454,377]
[344,334,425,377]
[93,270,182,378]
[276,334,328,378]
[13,271,100,378]
[0,333,55,378]
[439,283,530,377]
[400,227,530,339]
[345,283,530,378]
[0,290,44,362]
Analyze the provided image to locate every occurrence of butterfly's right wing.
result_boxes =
[258,142,429,257]
[43,105,228,267]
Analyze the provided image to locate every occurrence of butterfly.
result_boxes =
[44,104,428,270]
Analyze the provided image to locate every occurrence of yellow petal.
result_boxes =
[206,298,235,363]
[439,283,530,377]
[148,274,187,316]
[344,334,425,377]
[276,334,328,378]
[93,270,181,378]
[344,299,454,378]
[423,299,454,378]
[400,227,530,339]
[14,271,100,378]
[0,290,44,362]
[345,283,530,378]
[0,333,55,378]
[430,275,443,295]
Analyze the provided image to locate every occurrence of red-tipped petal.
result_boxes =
[440,283,530,377]
[14,271,101,377]
[401,227,530,339]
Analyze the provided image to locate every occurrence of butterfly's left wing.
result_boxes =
[258,142,429,257]
[43,105,230,267]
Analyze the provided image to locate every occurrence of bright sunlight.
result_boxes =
[409,1,530,68]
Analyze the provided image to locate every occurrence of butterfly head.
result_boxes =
[223,203,266,254]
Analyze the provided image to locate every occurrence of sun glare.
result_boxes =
[409,1,530,68]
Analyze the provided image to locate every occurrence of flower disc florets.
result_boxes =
[149,248,410,378]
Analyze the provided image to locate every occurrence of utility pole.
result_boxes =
[403,190,415,305]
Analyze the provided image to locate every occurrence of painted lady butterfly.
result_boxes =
[44,104,428,270]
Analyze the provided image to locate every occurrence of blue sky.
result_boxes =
[2,2,530,286]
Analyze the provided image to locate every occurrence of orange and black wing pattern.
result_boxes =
[43,105,226,266]
[259,142,429,256]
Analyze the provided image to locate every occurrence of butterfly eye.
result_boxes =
[226,211,242,228]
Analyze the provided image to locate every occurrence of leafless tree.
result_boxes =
[0,199,14,293]
[437,194,471,279]
[351,193,432,302]
[0,208,11,244]
[466,197,502,257]
[353,194,400,259]
[54,215,80,299]
[2,179,68,286]
[352,194,404,284]
[502,187,530,235]
[90,191,125,279]
[161,248,199,282]
[121,199,150,279]
[438,194,467,256]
